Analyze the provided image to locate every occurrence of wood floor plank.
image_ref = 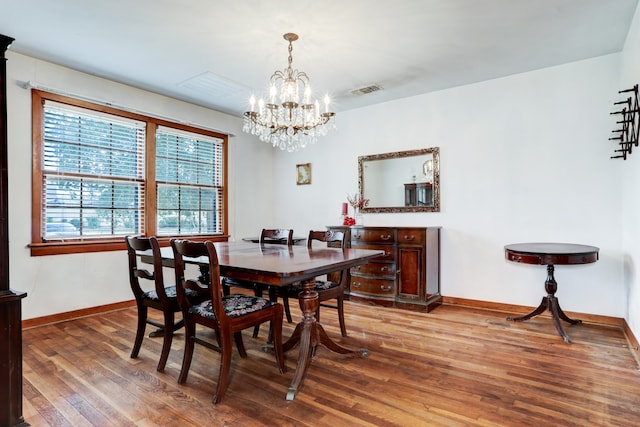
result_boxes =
[22,301,640,426]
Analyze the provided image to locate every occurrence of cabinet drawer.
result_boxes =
[350,277,395,295]
[352,244,395,261]
[397,228,425,245]
[351,228,395,244]
[351,262,396,278]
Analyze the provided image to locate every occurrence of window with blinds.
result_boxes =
[155,127,224,236]
[32,90,228,252]
[42,101,146,240]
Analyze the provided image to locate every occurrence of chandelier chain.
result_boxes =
[287,40,293,73]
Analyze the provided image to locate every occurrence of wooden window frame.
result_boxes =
[30,90,229,256]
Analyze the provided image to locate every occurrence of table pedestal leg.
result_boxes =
[507,264,581,343]
[283,279,369,401]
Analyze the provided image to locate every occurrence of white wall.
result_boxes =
[6,52,275,320]
[620,6,640,338]
[272,53,626,319]
[6,47,631,329]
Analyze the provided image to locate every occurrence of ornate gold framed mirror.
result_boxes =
[358,147,440,213]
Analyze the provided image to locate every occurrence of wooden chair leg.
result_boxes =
[252,284,264,338]
[130,304,147,359]
[213,332,234,404]
[178,320,196,384]
[212,325,222,348]
[157,311,174,371]
[252,325,261,338]
[268,286,293,323]
[282,294,293,323]
[337,296,347,337]
[234,331,247,358]
[271,306,286,374]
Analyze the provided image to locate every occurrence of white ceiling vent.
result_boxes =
[351,84,383,96]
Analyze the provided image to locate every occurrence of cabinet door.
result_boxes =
[397,246,423,300]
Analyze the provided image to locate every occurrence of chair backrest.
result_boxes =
[171,239,225,320]
[307,230,346,249]
[260,228,294,245]
[307,230,348,284]
[125,235,167,303]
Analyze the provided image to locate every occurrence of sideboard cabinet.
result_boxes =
[327,226,441,311]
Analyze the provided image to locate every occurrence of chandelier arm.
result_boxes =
[270,70,286,82]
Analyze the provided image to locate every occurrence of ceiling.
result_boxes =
[1,0,638,117]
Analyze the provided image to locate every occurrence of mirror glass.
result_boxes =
[359,147,440,213]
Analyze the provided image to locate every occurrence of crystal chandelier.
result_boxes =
[243,33,336,152]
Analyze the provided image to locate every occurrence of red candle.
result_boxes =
[341,202,348,215]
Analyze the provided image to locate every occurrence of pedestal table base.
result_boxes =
[507,264,581,343]
[282,279,369,401]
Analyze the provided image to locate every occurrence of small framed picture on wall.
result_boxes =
[296,163,311,185]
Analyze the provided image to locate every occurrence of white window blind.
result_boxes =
[42,100,146,240]
[155,126,224,236]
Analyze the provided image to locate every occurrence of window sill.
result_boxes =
[29,235,230,256]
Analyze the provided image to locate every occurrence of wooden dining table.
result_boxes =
[152,240,383,401]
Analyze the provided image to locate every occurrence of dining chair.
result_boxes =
[223,228,294,337]
[271,229,350,337]
[171,239,286,404]
[258,228,294,245]
[126,235,191,372]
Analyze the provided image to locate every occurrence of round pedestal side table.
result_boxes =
[504,242,599,343]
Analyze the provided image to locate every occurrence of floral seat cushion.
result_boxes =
[188,295,277,320]
[289,280,339,293]
[144,285,199,301]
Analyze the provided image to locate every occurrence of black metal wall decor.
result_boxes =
[609,84,640,159]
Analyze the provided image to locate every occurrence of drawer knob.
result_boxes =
[380,266,388,272]
[381,285,391,292]
[381,234,392,241]
[353,282,361,289]
[403,235,415,241]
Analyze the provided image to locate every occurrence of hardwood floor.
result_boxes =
[22,301,640,426]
